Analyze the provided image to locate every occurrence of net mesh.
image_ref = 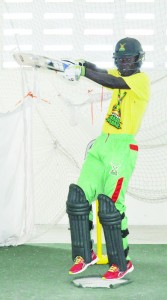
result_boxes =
[0,0,167,234]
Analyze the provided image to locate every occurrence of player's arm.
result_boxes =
[85,68,130,89]
[82,60,130,89]
[64,59,130,89]
[83,61,107,73]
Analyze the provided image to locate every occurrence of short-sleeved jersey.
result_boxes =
[102,69,150,135]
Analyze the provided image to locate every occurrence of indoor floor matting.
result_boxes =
[0,244,167,300]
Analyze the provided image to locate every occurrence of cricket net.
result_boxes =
[0,0,167,245]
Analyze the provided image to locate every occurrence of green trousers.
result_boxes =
[77,132,138,260]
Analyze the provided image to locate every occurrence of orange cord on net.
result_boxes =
[15,91,50,106]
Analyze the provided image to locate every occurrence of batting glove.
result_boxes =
[63,63,85,81]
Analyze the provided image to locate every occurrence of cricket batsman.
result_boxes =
[65,37,150,280]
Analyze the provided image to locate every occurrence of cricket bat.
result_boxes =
[13,52,73,72]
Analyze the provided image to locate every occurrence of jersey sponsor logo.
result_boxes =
[106,105,121,129]
[106,89,127,129]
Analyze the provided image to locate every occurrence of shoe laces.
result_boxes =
[108,264,119,273]
[74,256,84,265]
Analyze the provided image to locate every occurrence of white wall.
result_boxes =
[126,196,167,226]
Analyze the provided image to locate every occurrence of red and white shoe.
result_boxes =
[102,261,134,280]
[69,250,98,275]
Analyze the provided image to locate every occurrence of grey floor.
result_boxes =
[27,225,167,244]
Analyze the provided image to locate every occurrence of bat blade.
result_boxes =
[13,52,68,72]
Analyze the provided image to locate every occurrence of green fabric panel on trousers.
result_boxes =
[77,132,138,211]
[77,132,138,255]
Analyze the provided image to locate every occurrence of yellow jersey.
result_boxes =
[102,69,150,135]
